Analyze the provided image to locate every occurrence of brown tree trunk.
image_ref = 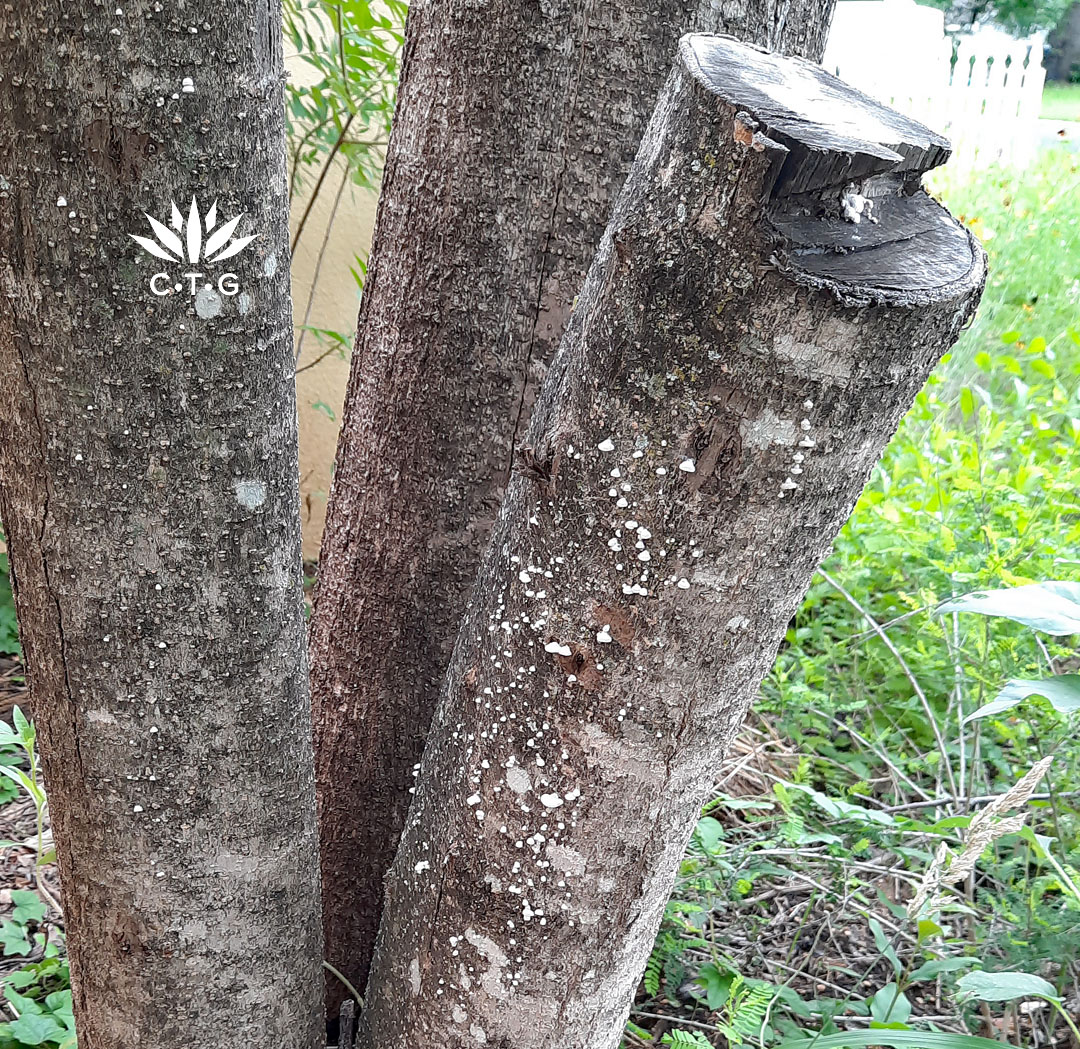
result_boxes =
[309,0,836,1008]
[0,3,324,1047]
[357,34,985,1049]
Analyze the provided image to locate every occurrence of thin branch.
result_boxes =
[296,341,349,376]
[291,111,355,254]
[288,115,335,202]
[630,1011,719,1035]
[294,164,351,364]
[880,789,1080,814]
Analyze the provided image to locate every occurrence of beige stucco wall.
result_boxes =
[285,57,380,559]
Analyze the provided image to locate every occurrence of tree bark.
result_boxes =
[0,4,324,1047]
[358,33,985,1049]
[309,0,836,1006]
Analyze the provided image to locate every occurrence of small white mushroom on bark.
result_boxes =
[359,32,983,1049]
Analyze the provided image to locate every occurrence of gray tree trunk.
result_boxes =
[358,34,985,1049]
[309,0,836,1008]
[0,3,324,1047]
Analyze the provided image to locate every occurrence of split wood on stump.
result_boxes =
[308,0,836,1008]
[358,34,984,1049]
[0,3,324,1047]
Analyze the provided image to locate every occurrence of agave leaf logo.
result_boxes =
[130,197,256,265]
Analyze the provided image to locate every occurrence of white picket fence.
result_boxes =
[823,0,1047,169]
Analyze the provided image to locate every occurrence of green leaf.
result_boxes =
[3,970,37,990]
[777,1031,1012,1049]
[955,970,1060,1003]
[695,962,733,1010]
[0,762,34,796]
[45,989,75,1033]
[868,917,902,977]
[661,1030,713,1048]
[902,814,973,835]
[786,783,897,827]
[938,581,1080,634]
[4,986,42,1017]
[693,816,724,853]
[869,984,912,1024]
[0,920,31,956]
[909,957,981,981]
[916,919,942,943]
[7,1011,64,1045]
[12,706,32,746]
[964,675,1080,723]
[959,387,975,416]
[10,890,46,924]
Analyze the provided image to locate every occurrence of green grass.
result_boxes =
[930,147,1080,371]
[1041,82,1080,122]
[0,551,18,657]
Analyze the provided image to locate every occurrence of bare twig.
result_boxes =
[291,112,355,254]
[294,164,352,365]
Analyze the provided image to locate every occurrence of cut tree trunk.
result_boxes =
[357,34,984,1049]
[0,3,324,1047]
[309,0,836,1006]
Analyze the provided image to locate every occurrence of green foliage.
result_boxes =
[0,745,24,808]
[955,968,1058,1001]
[0,713,69,1047]
[0,712,59,920]
[917,0,1071,36]
[0,548,19,657]
[967,672,1080,720]
[0,964,74,1049]
[660,1030,713,1048]
[282,0,407,198]
[939,581,1080,634]
[718,976,774,1042]
[0,891,68,1048]
[777,1033,1015,1049]
[282,0,407,381]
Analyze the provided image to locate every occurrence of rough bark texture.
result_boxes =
[0,4,323,1047]
[357,34,985,1049]
[310,0,836,1007]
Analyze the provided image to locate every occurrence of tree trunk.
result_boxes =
[1048,1,1080,82]
[358,34,985,1049]
[0,4,324,1047]
[309,0,836,1006]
